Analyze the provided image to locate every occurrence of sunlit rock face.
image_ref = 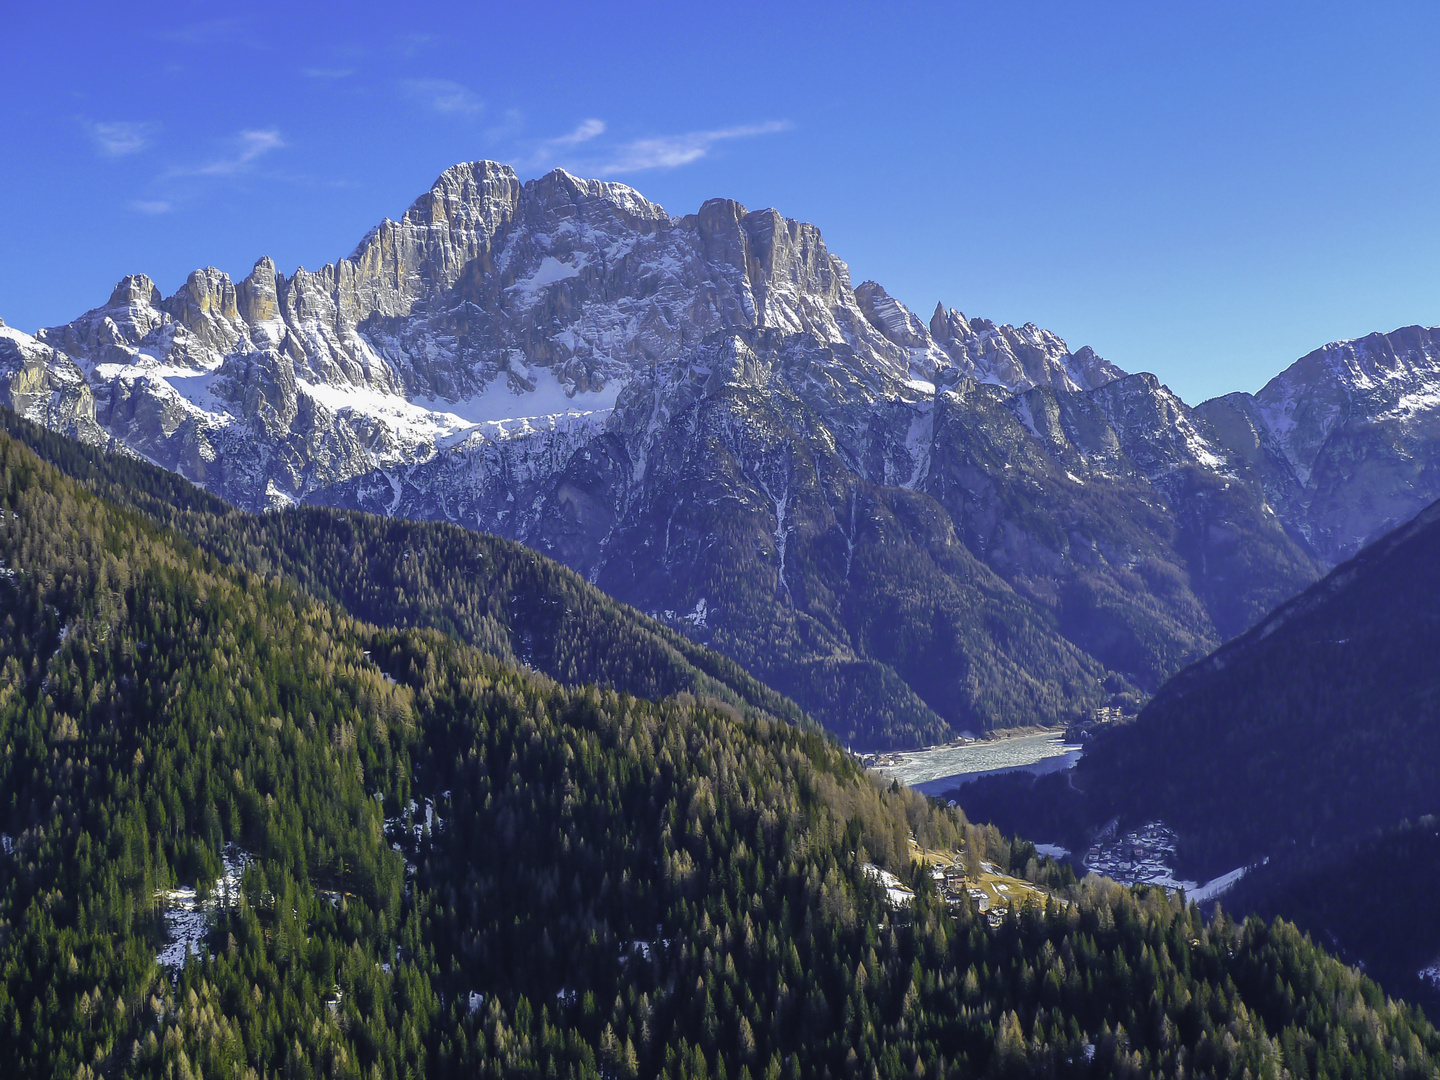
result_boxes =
[0,320,104,446]
[9,162,1438,745]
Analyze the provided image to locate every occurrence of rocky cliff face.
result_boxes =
[0,320,104,446]
[6,161,1434,746]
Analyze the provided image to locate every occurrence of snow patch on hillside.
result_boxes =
[507,256,584,295]
[862,863,914,907]
[1188,864,1250,902]
[683,597,709,628]
[415,366,622,426]
[155,846,251,972]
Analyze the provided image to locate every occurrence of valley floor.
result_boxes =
[865,730,1083,793]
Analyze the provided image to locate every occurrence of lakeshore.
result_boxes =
[867,731,1083,795]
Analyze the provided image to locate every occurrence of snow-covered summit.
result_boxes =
[21,160,1124,511]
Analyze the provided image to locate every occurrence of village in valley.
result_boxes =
[864,838,1065,927]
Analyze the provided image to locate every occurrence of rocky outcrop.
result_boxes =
[928,301,1126,393]
[0,323,105,446]
[30,162,967,511]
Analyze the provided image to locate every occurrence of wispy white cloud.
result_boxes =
[170,129,285,177]
[86,120,158,157]
[402,78,484,116]
[518,119,792,177]
[550,118,606,147]
[302,67,355,80]
[128,127,290,214]
[593,121,791,174]
[518,118,609,170]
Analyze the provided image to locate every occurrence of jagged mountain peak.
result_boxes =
[929,299,971,341]
[0,322,103,445]
[10,159,1438,747]
[856,281,934,352]
[525,166,671,222]
[107,273,163,308]
[399,158,522,231]
[409,160,668,223]
[421,156,518,194]
[25,161,951,510]
[1252,325,1440,428]
[924,299,1125,394]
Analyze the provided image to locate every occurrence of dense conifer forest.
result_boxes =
[1223,820,1440,1019]
[0,413,1437,1078]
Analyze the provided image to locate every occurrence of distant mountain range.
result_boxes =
[5,161,1440,746]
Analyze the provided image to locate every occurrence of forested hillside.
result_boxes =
[0,423,1436,1077]
[964,491,1440,878]
[1223,821,1440,1020]
[0,408,802,728]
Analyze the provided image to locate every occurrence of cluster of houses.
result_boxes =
[1063,704,1128,743]
[932,860,1021,926]
[1083,821,1194,890]
[868,837,1068,928]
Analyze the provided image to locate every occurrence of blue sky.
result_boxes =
[3,0,1438,404]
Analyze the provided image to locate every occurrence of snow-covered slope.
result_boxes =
[28,163,1133,515]
[9,160,1433,745]
[1198,325,1440,562]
